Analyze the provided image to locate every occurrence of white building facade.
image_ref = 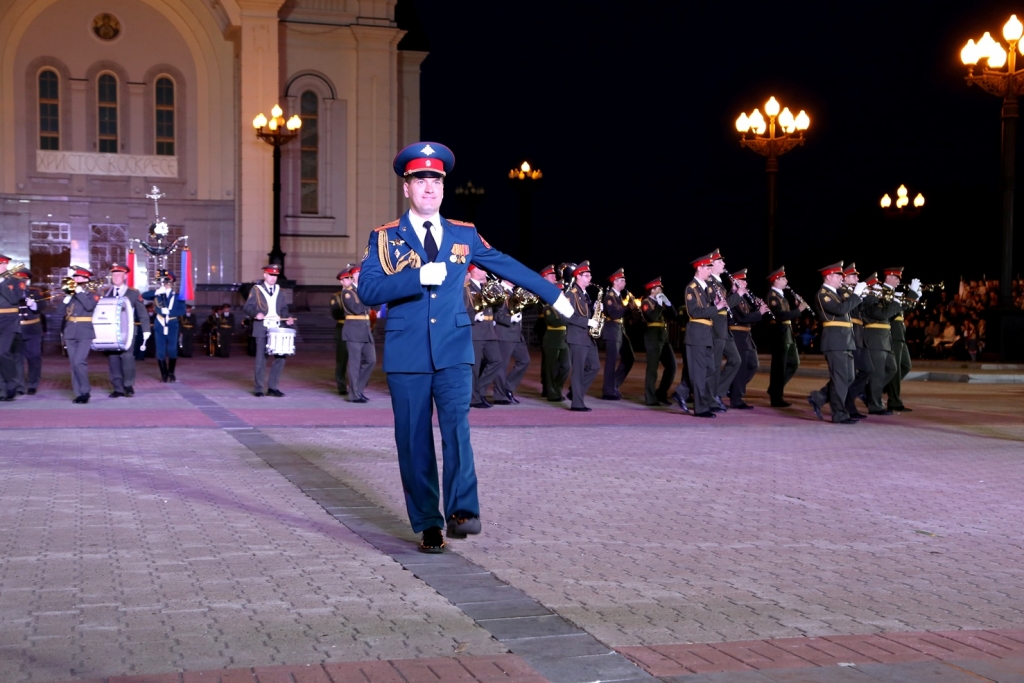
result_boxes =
[0,0,425,289]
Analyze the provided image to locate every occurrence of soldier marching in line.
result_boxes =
[492,279,530,405]
[466,265,502,408]
[539,265,571,402]
[600,267,637,401]
[142,269,186,382]
[60,266,101,404]
[765,267,808,407]
[329,267,353,395]
[641,277,677,407]
[708,249,742,412]
[244,264,295,397]
[179,304,197,358]
[725,269,768,410]
[859,272,902,415]
[11,269,46,397]
[103,264,151,397]
[841,263,874,419]
[881,267,922,412]
[672,253,727,418]
[0,254,22,401]
[337,265,378,403]
[563,261,601,412]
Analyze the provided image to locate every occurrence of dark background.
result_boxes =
[398,0,1024,300]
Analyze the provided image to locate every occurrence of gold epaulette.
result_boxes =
[374,219,401,232]
[447,219,476,227]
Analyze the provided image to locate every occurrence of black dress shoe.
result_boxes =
[714,396,729,412]
[671,392,690,414]
[694,411,716,418]
[893,406,912,412]
[0,395,12,402]
[470,401,491,409]
[808,396,824,421]
[491,399,512,405]
[709,406,724,413]
[839,418,861,424]
[869,410,892,416]
[770,400,793,408]
[26,388,36,395]
[601,395,621,401]
[359,394,370,402]
[254,391,264,397]
[447,514,482,538]
[124,386,134,397]
[547,396,565,402]
[731,403,755,410]
[506,391,519,405]
[351,397,368,404]
[570,406,592,412]
[15,389,24,396]
[419,527,446,553]
[849,411,867,419]
[73,394,90,404]
[109,391,125,398]
[267,389,285,397]
[168,374,177,383]
[338,388,348,395]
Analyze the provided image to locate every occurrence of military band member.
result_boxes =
[338,265,378,402]
[709,249,743,411]
[860,272,901,415]
[726,269,768,409]
[204,305,221,356]
[765,267,808,407]
[179,304,197,358]
[0,254,24,400]
[329,268,352,394]
[244,264,295,397]
[466,265,502,408]
[540,265,571,402]
[641,276,676,406]
[142,270,186,382]
[807,262,867,424]
[882,267,921,412]
[600,268,636,400]
[564,261,601,412]
[357,141,571,552]
[493,279,530,404]
[842,263,874,418]
[11,270,46,396]
[60,266,101,403]
[673,253,726,417]
[103,264,151,397]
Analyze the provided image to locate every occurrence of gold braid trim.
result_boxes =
[394,250,422,272]
[377,230,396,275]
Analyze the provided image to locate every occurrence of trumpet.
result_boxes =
[0,261,26,279]
[920,281,945,293]
[471,275,507,312]
[39,276,105,301]
[509,286,539,314]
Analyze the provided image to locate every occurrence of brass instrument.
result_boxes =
[921,281,945,293]
[471,275,507,312]
[588,285,605,338]
[509,286,539,314]
[0,261,26,279]
[38,276,105,301]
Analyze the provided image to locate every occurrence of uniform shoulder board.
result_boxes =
[447,219,476,227]
[374,219,401,232]
[688,282,697,289]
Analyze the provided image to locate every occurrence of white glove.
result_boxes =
[853,282,868,296]
[161,307,170,315]
[587,318,599,329]
[474,311,486,322]
[510,312,523,324]
[909,278,922,296]
[26,299,37,311]
[74,286,83,293]
[62,295,72,305]
[155,286,168,295]
[662,296,672,307]
[419,261,447,286]
[552,292,574,318]
[143,332,152,340]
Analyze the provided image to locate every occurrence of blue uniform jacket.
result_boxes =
[358,212,561,373]
[142,290,187,331]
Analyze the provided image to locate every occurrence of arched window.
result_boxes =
[155,77,175,155]
[97,73,118,153]
[38,69,60,150]
[300,90,318,214]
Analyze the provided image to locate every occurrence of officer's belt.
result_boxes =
[67,316,93,322]
[336,319,345,324]
[770,320,792,325]
[477,315,493,321]
[345,315,370,320]
[646,322,666,327]
[20,318,40,325]
[134,321,142,325]
[865,323,891,329]
[689,319,713,326]
[607,318,623,323]
[851,318,863,325]
[729,325,751,332]
[0,308,17,314]
[823,321,853,328]
[546,326,566,331]
[893,315,905,322]
[717,310,728,315]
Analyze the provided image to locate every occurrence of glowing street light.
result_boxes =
[509,161,542,260]
[736,96,810,270]
[880,184,925,214]
[252,104,302,274]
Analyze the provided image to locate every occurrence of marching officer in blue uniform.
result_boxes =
[142,269,187,382]
[358,141,574,553]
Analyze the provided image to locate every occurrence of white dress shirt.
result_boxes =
[407,210,443,254]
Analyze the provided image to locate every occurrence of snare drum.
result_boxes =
[265,327,296,356]
[91,297,136,351]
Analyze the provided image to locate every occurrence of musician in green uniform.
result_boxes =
[338,265,378,402]
[539,265,570,401]
[860,272,903,415]
[641,277,676,406]
[765,267,808,407]
[708,249,743,412]
[842,263,874,419]
[563,261,601,411]
[726,269,768,409]
[329,268,352,395]
[600,268,637,400]
[881,267,921,412]
[673,253,727,417]
[807,261,867,424]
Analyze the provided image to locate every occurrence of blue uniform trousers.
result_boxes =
[386,364,479,533]
[154,321,179,359]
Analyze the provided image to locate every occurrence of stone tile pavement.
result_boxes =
[1,349,1023,682]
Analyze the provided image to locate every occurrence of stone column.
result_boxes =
[397,50,427,216]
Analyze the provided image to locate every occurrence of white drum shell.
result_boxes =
[91,297,136,351]
[265,327,296,356]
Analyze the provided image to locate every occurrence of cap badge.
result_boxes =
[421,144,436,156]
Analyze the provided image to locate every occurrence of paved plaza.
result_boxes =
[1,348,1023,682]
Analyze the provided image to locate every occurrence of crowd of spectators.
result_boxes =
[791,278,1024,361]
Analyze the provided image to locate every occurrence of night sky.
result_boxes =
[403,0,1024,299]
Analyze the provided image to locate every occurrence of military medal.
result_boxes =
[450,243,469,264]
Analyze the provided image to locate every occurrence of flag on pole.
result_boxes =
[127,249,136,288]
[181,247,195,301]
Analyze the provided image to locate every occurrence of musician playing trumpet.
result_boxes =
[564,261,601,412]
[60,266,101,403]
[0,253,25,401]
[465,265,502,408]
[492,279,531,405]
[243,264,295,397]
[600,268,637,400]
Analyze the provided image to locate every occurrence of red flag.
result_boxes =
[181,247,195,301]
[127,249,136,288]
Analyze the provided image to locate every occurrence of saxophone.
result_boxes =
[589,285,605,339]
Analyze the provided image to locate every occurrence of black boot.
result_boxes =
[158,360,169,382]
[168,358,177,382]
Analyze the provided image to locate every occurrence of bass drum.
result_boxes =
[91,296,136,351]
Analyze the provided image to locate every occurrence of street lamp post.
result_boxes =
[960,15,1024,359]
[880,184,925,215]
[252,105,302,275]
[736,96,810,271]
[509,161,542,262]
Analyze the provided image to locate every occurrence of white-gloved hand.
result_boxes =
[853,282,868,296]
[474,311,486,322]
[143,332,152,340]
[552,293,574,318]
[155,286,168,295]
[74,286,83,293]
[510,312,523,324]
[26,299,37,311]
[910,278,922,296]
[161,307,170,315]
[62,295,72,305]
[419,261,447,286]
[656,293,667,305]
[662,296,672,307]
[587,318,599,329]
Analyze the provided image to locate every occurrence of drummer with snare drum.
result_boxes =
[102,263,150,398]
[243,264,295,397]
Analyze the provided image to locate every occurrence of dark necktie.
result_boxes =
[423,221,439,262]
